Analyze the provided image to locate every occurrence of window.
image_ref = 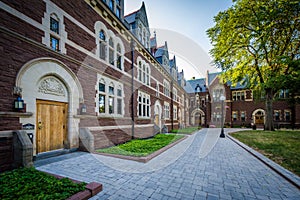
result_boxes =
[213,89,223,102]
[232,91,245,101]
[174,106,177,120]
[109,0,114,10]
[138,91,150,118]
[156,82,160,97]
[116,0,121,18]
[164,80,170,97]
[274,110,281,121]
[241,111,246,122]
[97,75,123,116]
[232,111,238,121]
[50,17,59,34]
[284,110,291,121]
[164,102,170,119]
[99,30,106,60]
[109,38,114,65]
[99,80,106,113]
[50,36,59,51]
[108,84,114,114]
[137,59,150,85]
[279,89,289,99]
[116,44,122,69]
[173,88,177,101]
[50,15,60,51]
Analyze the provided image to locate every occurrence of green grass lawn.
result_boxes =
[230,130,300,176]
[97,134,184,157]
[170,127,200,134]
[0,167,86,200]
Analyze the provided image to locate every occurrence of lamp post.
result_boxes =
[220,95,226,138]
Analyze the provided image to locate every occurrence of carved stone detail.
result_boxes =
[38,77,66,96]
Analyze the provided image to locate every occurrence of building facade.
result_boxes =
[186,71,300,129]
[0,0,187,157]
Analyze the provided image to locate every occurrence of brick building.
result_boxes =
[0,0,188,158]
[186,71,300,129]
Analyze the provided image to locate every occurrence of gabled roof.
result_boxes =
[207,72,220,85]
[124,11,137,24]
[185,78,207,94]
[124,2,149,27]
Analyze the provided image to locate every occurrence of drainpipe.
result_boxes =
[170,79,174,131]
[131,40,135,139]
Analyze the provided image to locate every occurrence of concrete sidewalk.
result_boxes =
[35,128,300,199]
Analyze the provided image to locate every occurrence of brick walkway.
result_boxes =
[35,128,300,199]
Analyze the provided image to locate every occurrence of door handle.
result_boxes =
[38,121,43,130]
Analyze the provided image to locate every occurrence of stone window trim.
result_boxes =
[274,110,282,121]
[137,91,151,118]
[284,109,291,121]
[164,102,170,120]
[95,21,125,71]
[95,74,124,117]
[232,90,245,101]
[136,57,150,86]
[173,105,178,120]
[163,80,170,98]
[42,7,67,53]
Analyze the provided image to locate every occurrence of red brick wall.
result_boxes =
[0,136,13,172]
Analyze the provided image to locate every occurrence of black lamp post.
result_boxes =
[220,95,226,138]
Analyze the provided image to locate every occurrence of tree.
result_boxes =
[207,0,300,131]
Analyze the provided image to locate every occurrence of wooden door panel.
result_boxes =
[36,100,67,153]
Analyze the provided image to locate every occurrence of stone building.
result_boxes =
[186,71,300,129]
[0,0,187,161]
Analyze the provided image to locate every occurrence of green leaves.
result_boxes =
[0,167,86,200]
[207,0,300,92]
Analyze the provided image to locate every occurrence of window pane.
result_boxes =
[109,0,114,10]
[117,99,122,114]
[117,55,122,69]
[50,17,59,34]
[109,86,114,95]
[99,94,105,113]
[109,97,114,114]
[117,89,122,97]
[109,49,114,65]
[116,7,120,18]
[99,83,105,92]
[50,36,59,51]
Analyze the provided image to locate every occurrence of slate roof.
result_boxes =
[124,11,137,24]
[207,72,220,85]
[154,47,164,57]
[184,78,207,93]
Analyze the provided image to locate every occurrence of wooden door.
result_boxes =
[36,100,68,153]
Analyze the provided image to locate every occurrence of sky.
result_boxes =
[124,0,233,80]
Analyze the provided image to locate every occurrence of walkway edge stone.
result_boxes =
[227,134,300,190]
[95,135,188,163]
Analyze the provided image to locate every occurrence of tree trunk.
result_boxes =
[265,88,275,131]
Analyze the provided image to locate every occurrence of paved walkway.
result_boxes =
[35,128,300,200]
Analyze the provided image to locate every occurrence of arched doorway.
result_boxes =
[191,109,205,127]
[253,109,265,125]
[15,57,83,155]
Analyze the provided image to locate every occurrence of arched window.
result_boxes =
[99,30,106,60]
[109,37,114,65]
[116,44,122,69]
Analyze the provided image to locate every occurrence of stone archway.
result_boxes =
[191,109,205,126]
[15,57,83,155]
[252,109,265,125]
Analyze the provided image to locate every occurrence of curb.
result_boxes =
[227,134,300,190]
[96,135,188,163]
[44,172,103,200]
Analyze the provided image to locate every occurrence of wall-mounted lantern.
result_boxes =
[81,103,87,114]
[14,96,24,111]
